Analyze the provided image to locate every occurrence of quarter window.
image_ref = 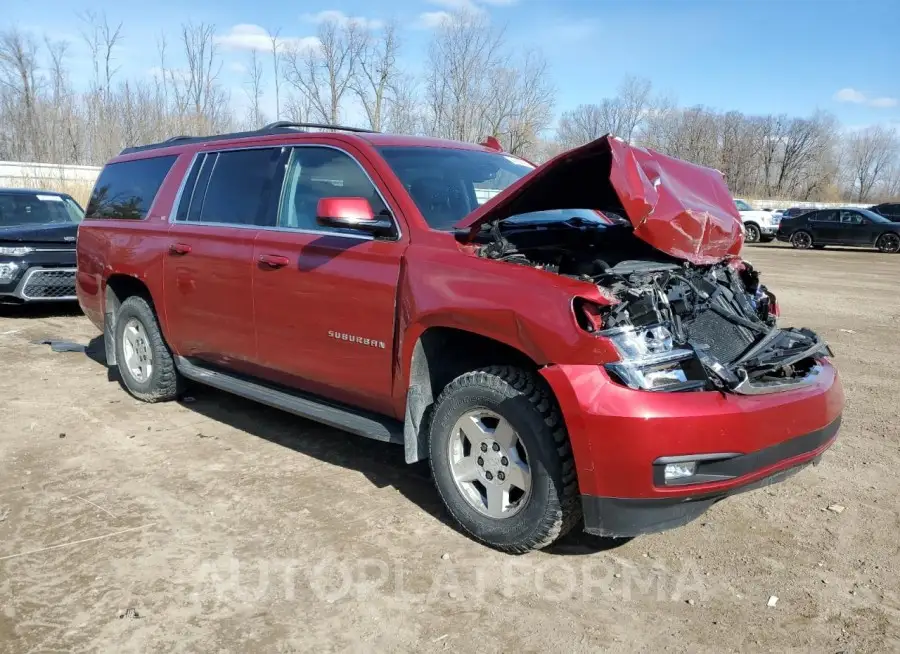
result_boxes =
[278,147,390,234]
[87,155,177,220]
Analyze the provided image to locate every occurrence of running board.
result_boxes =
[175,356,403,444]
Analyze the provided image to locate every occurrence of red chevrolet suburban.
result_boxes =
[76,122,844,553]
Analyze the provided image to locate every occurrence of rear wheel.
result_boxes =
[428,366,580,553]
[744,223,761,243]
[791,230,813,249]
[114,296,183,402]
[876,233,900,253]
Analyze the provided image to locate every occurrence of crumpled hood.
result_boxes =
[0,223,78,244]
[455,135,743,265]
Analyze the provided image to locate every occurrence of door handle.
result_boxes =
[258,254,290,269]
[169,243,192,255]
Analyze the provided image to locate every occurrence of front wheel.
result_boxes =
[428,366,581,553]
[791,230,813,249]
[876,233,900,253]
[744,223,761,243]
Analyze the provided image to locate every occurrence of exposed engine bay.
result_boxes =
[472,214,832,393]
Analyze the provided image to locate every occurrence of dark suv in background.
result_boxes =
[870,203,900,222]
[0,188,84,303]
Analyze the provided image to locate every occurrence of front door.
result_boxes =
[838,210,872,246]
[163,146,284,369]
[809,210,839,243]
[251,144,407,416]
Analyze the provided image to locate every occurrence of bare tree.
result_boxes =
[845,125,898,201]
[351,21,401,131]
[424,11,505,141]
[283,17,365,124]
[556,76,653,149]
[269,28,282,120]
[78,11,123,97]
[0,29,42,160]
[171,22,230,131]
[244,49,266,128]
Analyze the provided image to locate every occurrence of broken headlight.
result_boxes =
[602,325,697,391]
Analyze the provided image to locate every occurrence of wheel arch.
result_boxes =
[103,274,157,366]
[401,326,547,464]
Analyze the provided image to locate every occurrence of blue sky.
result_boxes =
[6,0,899,128]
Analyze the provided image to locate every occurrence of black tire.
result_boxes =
[428,366,580,553]
[114,295,183,402]
[791,230,813,249]
[876,232,900,253]
[744,223,761,243]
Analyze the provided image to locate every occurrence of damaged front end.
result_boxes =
[470,211,831,395]
[586,257,832,394]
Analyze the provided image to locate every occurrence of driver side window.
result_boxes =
[278,147,389,233]
[839,210,862,225]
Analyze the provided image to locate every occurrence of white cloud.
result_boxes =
[215,24,320,53]
[228,61,248,75]
[301,10,384,30]
[834,87,898,109]
[417,0,517,27]
[416,11,455,29]
[870,97,898,108]
[834,88,867,104]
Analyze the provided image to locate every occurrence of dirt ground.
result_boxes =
[1,243,898,653]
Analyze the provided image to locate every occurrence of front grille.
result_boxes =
[21,268,77,300]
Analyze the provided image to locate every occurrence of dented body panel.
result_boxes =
[455,135,744,265]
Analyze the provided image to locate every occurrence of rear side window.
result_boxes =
[86,155,177,220]
[176,148,283,227]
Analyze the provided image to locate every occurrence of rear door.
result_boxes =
[163,146,284,370]
[251,144,407,416]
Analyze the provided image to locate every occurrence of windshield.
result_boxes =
[378,146,535,230]
[734,199,752,211]
[0,192,84,228]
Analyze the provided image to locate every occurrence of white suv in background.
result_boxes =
[735,199,778,243]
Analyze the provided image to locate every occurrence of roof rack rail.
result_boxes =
[262,121,378,134]
[119,122,379,155]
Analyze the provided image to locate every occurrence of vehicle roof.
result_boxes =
[117,125,496,158]
[0,187,71,197]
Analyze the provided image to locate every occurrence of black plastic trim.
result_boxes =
[175,356,404,444]
[583,456,822,538]
[651,416,840,486]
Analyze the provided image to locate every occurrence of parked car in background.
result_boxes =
[869,202,900,221]
[777,207,900,252]
[0,188,84,304]
[75,125,843,552]
[734,199,778,243]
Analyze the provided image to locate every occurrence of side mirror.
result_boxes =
[315,197,393,237]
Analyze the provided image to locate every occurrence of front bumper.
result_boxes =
[540,361,844,537]
[582,418,838,537]
[760,224,778,235]
[0,254,77,302]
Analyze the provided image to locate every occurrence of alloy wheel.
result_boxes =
[877,233,900,253]
[744,224,760,243]
[791,231,812,249]
[122,318,154,382]
[447,409,532,519]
